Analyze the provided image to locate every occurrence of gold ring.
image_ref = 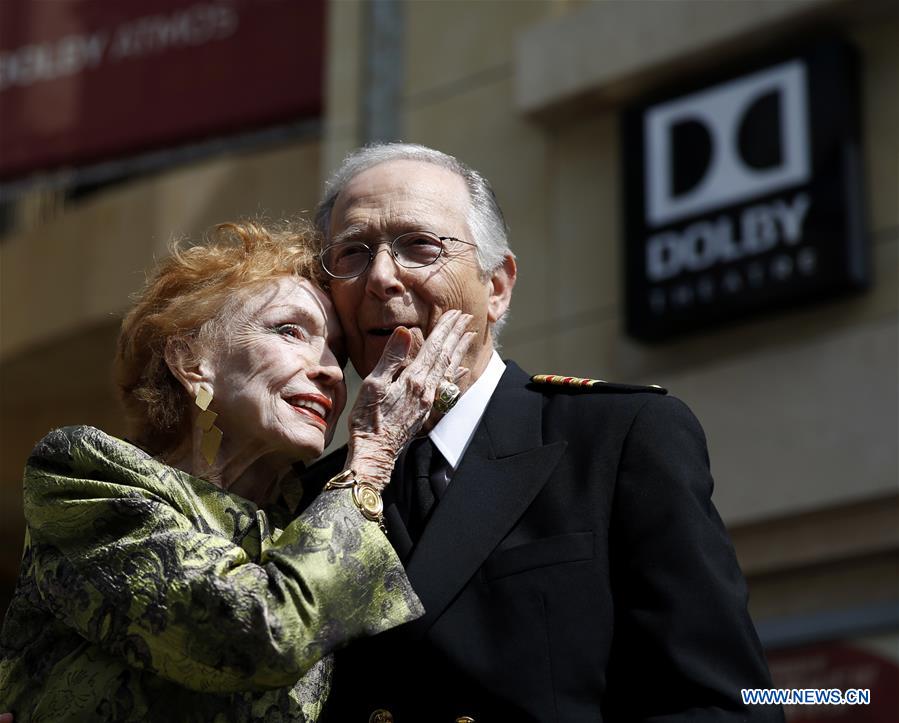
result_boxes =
[435,380,461,413]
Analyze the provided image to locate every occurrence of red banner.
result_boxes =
[0,0,324,180]
[768,639,899,722]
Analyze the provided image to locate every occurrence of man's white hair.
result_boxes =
[314,142,514,339]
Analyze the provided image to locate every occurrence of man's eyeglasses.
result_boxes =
[319,231,477,279]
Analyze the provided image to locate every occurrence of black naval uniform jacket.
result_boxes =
[318,361,782,722]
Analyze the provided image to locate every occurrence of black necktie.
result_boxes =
[400,437,450,542]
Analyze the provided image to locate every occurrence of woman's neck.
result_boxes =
[162,435,298,507]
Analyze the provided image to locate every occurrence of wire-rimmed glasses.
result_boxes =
[319,231,477,279]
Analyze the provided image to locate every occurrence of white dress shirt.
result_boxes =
[428,351,506,472]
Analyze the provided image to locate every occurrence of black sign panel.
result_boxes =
[622,40,867,340]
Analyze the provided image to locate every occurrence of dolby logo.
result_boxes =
[645,60,810,226]
[622,40,867,340]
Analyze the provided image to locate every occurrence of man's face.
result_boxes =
[326,160,514,381]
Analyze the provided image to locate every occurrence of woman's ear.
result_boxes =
[164,336,213,398]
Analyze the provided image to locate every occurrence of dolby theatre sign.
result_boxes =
[622,40,868,340]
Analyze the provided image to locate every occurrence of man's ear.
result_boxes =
[164,337,213,398]
[487,255,517,324]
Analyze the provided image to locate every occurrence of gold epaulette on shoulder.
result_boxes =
[530,374,667,395]
[532,374,606,387]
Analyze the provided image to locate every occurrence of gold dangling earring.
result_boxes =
[195,386,223,466]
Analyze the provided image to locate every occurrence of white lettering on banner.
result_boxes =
[0,33,108,91]
[0,3,239,94]
[110,3,239,59]
[646,192,811,282]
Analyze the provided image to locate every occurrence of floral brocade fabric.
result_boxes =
[0,426,423,721]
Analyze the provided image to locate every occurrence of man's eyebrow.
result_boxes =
[330,224,369,244]
[330,220,431,244]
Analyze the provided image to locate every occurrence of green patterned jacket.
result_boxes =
[0,426,424,721]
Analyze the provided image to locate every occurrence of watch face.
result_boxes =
[354,483,383,519]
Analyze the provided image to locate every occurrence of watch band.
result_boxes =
[323,469,355,490]
[324,470,386,532]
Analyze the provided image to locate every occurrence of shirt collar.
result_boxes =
[429,351,506,470]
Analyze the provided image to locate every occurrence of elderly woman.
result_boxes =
[0,220,473,721]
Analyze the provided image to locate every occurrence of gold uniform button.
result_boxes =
[369,710,393,723]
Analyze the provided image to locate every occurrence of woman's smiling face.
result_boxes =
[204,276,347,465]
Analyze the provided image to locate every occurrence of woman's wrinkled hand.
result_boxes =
[345,309,475,490]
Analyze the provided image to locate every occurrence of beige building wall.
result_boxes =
[323,0,898,632]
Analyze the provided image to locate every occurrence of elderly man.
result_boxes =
[311,143,781,722]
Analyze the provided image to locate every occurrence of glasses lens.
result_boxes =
[322,241,371,277]
[394,233,443,268]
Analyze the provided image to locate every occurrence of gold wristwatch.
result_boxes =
[324,469,385,532]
